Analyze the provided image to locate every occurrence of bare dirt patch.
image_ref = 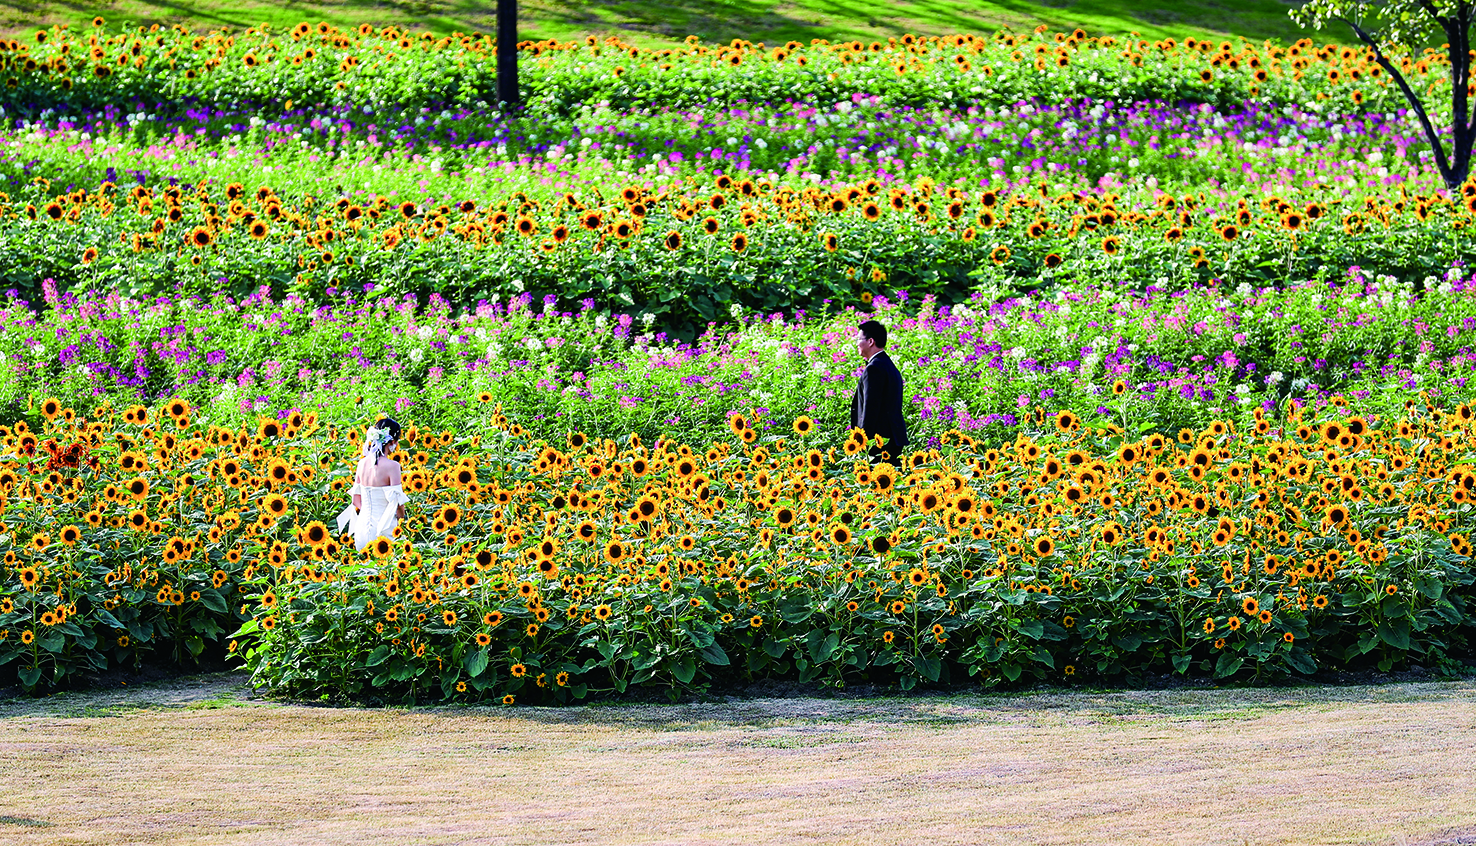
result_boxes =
[1,673,1474,845]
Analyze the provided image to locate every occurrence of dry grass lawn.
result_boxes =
[1,673,1475,845]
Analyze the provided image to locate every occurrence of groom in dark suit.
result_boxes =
[850,320,909,463]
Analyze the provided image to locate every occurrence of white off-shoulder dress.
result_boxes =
[336,478,411,553]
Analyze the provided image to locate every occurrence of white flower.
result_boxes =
[729,303,744,321]
[416,325,435,339]
[522,337,543,352]
[408,348,425,363]
[641,312,656,327]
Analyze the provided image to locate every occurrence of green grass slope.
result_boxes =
[0,0,1332,46]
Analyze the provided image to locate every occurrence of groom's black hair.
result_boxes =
[858,320,887,349]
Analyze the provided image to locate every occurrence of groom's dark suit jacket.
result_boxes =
[850,350,909,460]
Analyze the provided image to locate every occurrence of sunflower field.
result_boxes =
[3,16,1476,698]
[2,391,1474,700]
[0,22,1473,339]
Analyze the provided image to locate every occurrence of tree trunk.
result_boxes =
[1344,3,1475,191]
[497,0,519,109]
[1445,1,1473,187]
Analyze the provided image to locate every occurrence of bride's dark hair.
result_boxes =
[366,417,402,465]
[374,417,402,443]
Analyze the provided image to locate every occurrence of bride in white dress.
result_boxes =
[335,417,412,553]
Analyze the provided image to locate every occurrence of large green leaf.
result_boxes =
[670,656,697,684]
[699,642,730,666]
[1378,617,1411,651]
[198,589,229,614]
[1213,651,1243,679]
[1284,648,1317,676]
[465,649,489,678]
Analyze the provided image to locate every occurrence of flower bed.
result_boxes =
[2,396,1473,698]
[7,24,1410,119]
[10,269,1476,449]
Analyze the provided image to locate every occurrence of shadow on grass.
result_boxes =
[5,667,1473,734]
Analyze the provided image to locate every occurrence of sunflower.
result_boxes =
[730,233,748,252]
[262,493,289,517]
[301,521,329,546]
[438,504,461,529]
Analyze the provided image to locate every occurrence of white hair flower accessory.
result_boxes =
[363,423,396,463]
